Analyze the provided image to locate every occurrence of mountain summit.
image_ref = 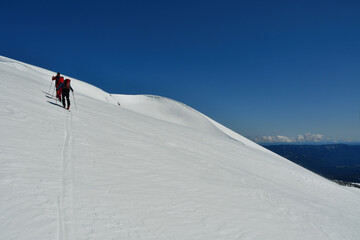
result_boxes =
[1,56,359,239]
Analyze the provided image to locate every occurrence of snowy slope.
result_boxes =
[1,55,360,240]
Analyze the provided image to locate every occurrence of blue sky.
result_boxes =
[1,0,360,143]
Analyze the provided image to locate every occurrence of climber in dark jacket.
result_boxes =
[57,78,74,109]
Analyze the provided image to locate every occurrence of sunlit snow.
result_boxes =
[1,55,360,239]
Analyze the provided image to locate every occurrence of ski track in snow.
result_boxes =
[58,112,77,240]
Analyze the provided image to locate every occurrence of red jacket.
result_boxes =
[52,75,64,87]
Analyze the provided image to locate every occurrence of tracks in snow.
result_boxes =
[58,112,77,240]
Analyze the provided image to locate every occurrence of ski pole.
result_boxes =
[52,84,56,98]
[48,80,53,94]
[72,91,77,110]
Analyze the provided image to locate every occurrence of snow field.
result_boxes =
[1,55,360,239]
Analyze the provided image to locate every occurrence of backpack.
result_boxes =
[64,79,71,89]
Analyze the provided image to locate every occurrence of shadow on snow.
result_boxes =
[47,101,64,109]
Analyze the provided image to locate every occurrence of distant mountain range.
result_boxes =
[264,144,360,183]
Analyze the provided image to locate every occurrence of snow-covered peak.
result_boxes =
[112,94,240,140]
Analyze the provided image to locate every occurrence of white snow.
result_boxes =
[1,55,360,240]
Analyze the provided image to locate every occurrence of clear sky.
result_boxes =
[1,0,360,143]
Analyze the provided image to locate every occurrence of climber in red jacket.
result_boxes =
[52,72,64,101]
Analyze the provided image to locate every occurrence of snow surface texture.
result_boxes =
[1,55,360,240]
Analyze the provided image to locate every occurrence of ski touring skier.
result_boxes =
[52,72,64,101]
[57,78,74,110]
